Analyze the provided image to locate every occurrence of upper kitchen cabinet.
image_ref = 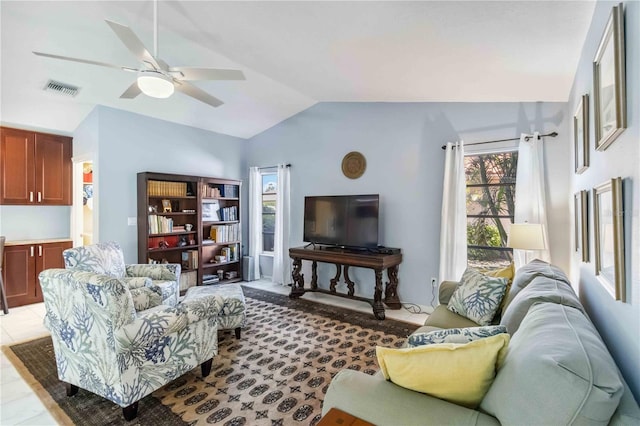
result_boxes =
[0,127,72,205]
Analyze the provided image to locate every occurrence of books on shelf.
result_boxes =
[210,224,239,243]
[148,180,187,197]
[202,274,220,285]
[181,250,198,269]
[148,215,173,234]
[220,206,237,221]
[202,183,239,198]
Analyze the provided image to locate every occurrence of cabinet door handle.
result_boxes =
[30,246,34,257]
[38,245,42,257]
[37,192,42,203]
[30,191,34,202]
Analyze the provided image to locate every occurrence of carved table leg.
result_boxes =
[289,257,305,298]
[373,269,385,320]
[329,264,341,293]
[344,266,355,296]
[311,261,318,290]
[384,265,401,309]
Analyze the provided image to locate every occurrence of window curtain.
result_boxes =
[272,164,291,285]
[513,132,551,268]
[248,167,262,280]
[439,141,467,284]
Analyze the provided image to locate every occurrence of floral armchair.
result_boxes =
[63,241,180,310]
[39,268,224,420]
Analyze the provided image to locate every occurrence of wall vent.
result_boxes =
[44,80,80,97]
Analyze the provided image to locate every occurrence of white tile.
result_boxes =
[0,394,49,424]
[14,409,58,426]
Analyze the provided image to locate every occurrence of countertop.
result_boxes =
[6,238,73,246]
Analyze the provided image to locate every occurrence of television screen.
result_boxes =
[303,194,379,248]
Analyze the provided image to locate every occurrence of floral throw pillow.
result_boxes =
[407,325,508,348]
[447,268,508,325]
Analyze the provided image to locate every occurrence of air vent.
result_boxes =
[43,80,80,97]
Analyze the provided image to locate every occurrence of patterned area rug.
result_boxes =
[5,286,417,425]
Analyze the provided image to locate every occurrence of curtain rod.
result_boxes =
[257,163,291,170]
[440,131,558,150]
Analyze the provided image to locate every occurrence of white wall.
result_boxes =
[247,101,571,306]
[568,0,640,400]
[73,106,248,263]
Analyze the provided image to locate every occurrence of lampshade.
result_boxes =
[137,71,174,98]
[507,223,546,250]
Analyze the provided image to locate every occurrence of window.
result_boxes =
[465,151,518,269]
[261,173,277,253]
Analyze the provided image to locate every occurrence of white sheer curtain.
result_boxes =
[439,141,467,284]
[248,167,262,280]
[272,164,291,285]
[513,132,551,268]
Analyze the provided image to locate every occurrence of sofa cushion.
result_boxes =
[480,302,624,425]
[423,304,480,329]
[502,259,570,312]
[407,325,507,347]
[500,276,584,334]
[377,333,510,408]
[447,268,508,326]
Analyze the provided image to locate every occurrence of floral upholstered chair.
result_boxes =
[63,241,179,310]
[39,268,223,420]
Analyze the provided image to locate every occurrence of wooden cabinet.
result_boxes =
[0,127,72,205]
[137,172,242,292]
[2,240,72,308]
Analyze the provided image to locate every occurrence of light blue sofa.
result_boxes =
[323,260,640,425]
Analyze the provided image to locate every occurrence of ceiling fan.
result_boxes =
[33,1,245,107]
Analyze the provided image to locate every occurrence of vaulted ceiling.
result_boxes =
[1,1,595,139]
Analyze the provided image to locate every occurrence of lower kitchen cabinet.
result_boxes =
[2,240,72,308]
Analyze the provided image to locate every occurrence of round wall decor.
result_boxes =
[341,151,366,179]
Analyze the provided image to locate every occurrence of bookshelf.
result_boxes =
[137,172,242,292]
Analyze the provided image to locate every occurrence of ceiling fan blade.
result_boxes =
[33,51,136,71]
[175,82,223,108]
[120,81,142,99]
[105,20,162,70]
[169,67,245,81]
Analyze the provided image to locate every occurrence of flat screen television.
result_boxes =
[303,194,379,249]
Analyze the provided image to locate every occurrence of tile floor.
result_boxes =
[0,279,430,425]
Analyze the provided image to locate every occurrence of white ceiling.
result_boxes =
[1,1,595,139]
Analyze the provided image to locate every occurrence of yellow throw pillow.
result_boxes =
[376,333,510,408]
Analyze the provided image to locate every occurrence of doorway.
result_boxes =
[72,156,96,247]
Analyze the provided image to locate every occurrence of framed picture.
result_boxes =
[161,199,172,212]
[593,2,626,151]
[593,177,625,302]
[574,95,589,174]
[202,200,220,221]
[574,190,589,262]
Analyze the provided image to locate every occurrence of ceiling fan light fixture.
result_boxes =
[137,71,174,98]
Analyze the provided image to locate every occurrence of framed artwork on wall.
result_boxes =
[573,95,589,174]
[593,2,626,151]
[574,190,589,262]
[593,177,625,302]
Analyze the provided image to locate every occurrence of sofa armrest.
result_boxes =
[323,370,499,426]
[439,281,459,304]
[126,263,181,281]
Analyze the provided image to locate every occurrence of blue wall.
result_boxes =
[73,106,248,263]
[568,0,640,400]
[247,101,571,306]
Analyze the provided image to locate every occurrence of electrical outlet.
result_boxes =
[127,217,137,226]
[430,277,437,287]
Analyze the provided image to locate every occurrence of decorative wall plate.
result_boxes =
[342,151,366,179]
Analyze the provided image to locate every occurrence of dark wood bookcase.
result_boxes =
[137,172,242,292]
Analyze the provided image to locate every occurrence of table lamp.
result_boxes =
[508,223,546,264]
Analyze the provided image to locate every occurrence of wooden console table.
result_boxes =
[289,246,402,320]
